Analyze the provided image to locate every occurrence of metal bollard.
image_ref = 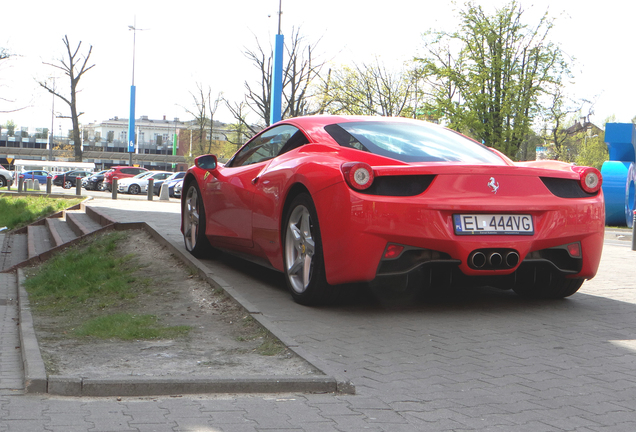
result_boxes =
[147,178,154,201]
[632,210,636,251]
[18,176,24,193]
[112,177,118,200]
[75,177,82,195]
[46,176,52,194]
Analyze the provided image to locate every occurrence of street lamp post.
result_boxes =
[48,77,55,161]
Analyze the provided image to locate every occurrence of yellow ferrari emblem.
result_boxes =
[204,171,210,180]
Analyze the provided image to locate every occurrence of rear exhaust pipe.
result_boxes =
[505,251,520,268]
[470,252,487,268]
[488,252,503,267]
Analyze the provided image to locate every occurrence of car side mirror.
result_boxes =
[194,155,217,170]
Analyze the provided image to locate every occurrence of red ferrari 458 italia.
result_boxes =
[181,115,604,305]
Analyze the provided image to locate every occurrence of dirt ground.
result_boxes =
[28,230,321,379]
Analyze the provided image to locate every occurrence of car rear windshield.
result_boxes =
[324,121,506,164]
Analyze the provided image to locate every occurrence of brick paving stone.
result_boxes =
[2,199,636,432]
[0,273,22,394]
[271,399,333,424]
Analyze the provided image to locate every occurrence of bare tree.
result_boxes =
[223,100,254,148]
[0,47,28,114]
[184,83,210,155]
[207,90,223,152]
[38,36,95,162]
[237,28,325,128]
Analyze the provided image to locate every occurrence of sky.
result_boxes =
[1,0,635,136]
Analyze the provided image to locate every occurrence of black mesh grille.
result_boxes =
[540,177,597,198]
[360,175,435,196]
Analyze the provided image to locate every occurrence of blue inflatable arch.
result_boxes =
[602,123,636,227]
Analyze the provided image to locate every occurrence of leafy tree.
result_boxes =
[38,36,95,162]
[318,59,416,117]
[3,120,16,136]
[575,132,607,170]
[416,1,570,159]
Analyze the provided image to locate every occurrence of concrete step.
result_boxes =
[27,225,53,259]
[1,203,117,273]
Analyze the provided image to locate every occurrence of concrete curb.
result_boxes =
[140,222,356,395]
[16,222,356,396]
[48,376,337,397]
[16,269,47,394]
[605,228,633,242]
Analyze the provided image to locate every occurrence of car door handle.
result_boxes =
[252,176,259,185]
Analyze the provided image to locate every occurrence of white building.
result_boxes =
[84,115,184,155]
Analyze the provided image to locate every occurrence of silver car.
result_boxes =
[0,166,13,188]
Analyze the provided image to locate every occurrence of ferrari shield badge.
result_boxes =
[488,177,499,194]
[204,171,210,180]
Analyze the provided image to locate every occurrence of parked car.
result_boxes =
[173,179,183,198]
[117,171,172,194]
[20,170,51,185]
[52,170,93,189]
[0,166,13,188]
[181,115,605,305]
[153,171,185,196]
[84,170,109,191]
[103,166,148,191]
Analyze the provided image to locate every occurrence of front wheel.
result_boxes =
[63,180,73,189]
[0,177,6,188]
[129,184,141,195]
[183,182,210,257]
[97,181,105,191]
[283,193,331,305]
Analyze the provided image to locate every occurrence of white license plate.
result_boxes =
[454,214,534,235]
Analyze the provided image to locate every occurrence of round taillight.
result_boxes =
[341,162,374,190]
[574,166,602,194]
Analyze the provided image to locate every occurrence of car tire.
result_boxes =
[97,181,104,191]
[63,180,73,189]
[512,267,584,299]
[129,184,141,195]
[282,193,332,306]
[547,277,585,298]
[183,181,210,257]
[0,177,6,188]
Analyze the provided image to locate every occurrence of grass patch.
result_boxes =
[75,313,190,340]
[24,232,137,312]
[24,231,191,340]
[237,315,286,356]
[0,195,82,230]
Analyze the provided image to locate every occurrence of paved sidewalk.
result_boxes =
[0,271,23,395]
[1,197,636,431]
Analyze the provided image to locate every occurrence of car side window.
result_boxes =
[229,125,308,167]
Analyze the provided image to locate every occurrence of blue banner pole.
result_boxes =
[270,33,284,125]
[127,85,136,165]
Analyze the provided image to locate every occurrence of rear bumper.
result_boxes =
[314,182,605,286]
